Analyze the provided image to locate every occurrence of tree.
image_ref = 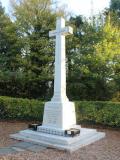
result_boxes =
[66,14,120,101]
[0,2,23,97]
[93,15,120,99]
[11,0,66,99]
[0,3,22,72]
[103,1,120,27]
[110,0,120,11]
[66,16,106,100]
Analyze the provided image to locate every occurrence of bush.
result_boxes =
[76,101,120,127]
[0,96,44,121]
[111,91,120,102]
[0,96,120,127]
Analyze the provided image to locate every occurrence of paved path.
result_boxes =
[0,142,46,155]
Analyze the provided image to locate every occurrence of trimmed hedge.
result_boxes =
[75,101,120,127]
[0,96,44,122]
[0,96,120,127]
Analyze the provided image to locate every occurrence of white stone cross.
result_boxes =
[11,17,105,150]
[49,17,73,102]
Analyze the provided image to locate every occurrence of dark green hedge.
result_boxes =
[0,96,44,121]
[75,101,120,127]
[0,96,120,127]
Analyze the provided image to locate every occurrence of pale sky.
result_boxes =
[1,0,110,17]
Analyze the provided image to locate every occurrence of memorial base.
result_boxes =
[10,126,105,152]
[42,101,76,130]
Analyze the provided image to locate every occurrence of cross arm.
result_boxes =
[61,26,73,36]
[49,30,56,37]
[49,26,73,37]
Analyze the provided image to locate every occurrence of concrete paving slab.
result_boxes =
[12,147,25,152]
[27,145,46,152]
[12,142,33,149]
[0,147,16,155]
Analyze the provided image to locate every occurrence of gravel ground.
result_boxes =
[0,121,120,160]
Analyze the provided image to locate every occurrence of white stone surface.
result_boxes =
[42,101,76,130]
[49,17,73,102]
[42,17,76,131]
[10,127,105,152]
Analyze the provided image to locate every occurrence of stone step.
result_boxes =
[14,129,97,146]
[70,132,105,152]
[10,128,105,152]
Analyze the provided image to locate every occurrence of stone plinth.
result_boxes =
[10,127,105,152]
[42,101,76,130]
